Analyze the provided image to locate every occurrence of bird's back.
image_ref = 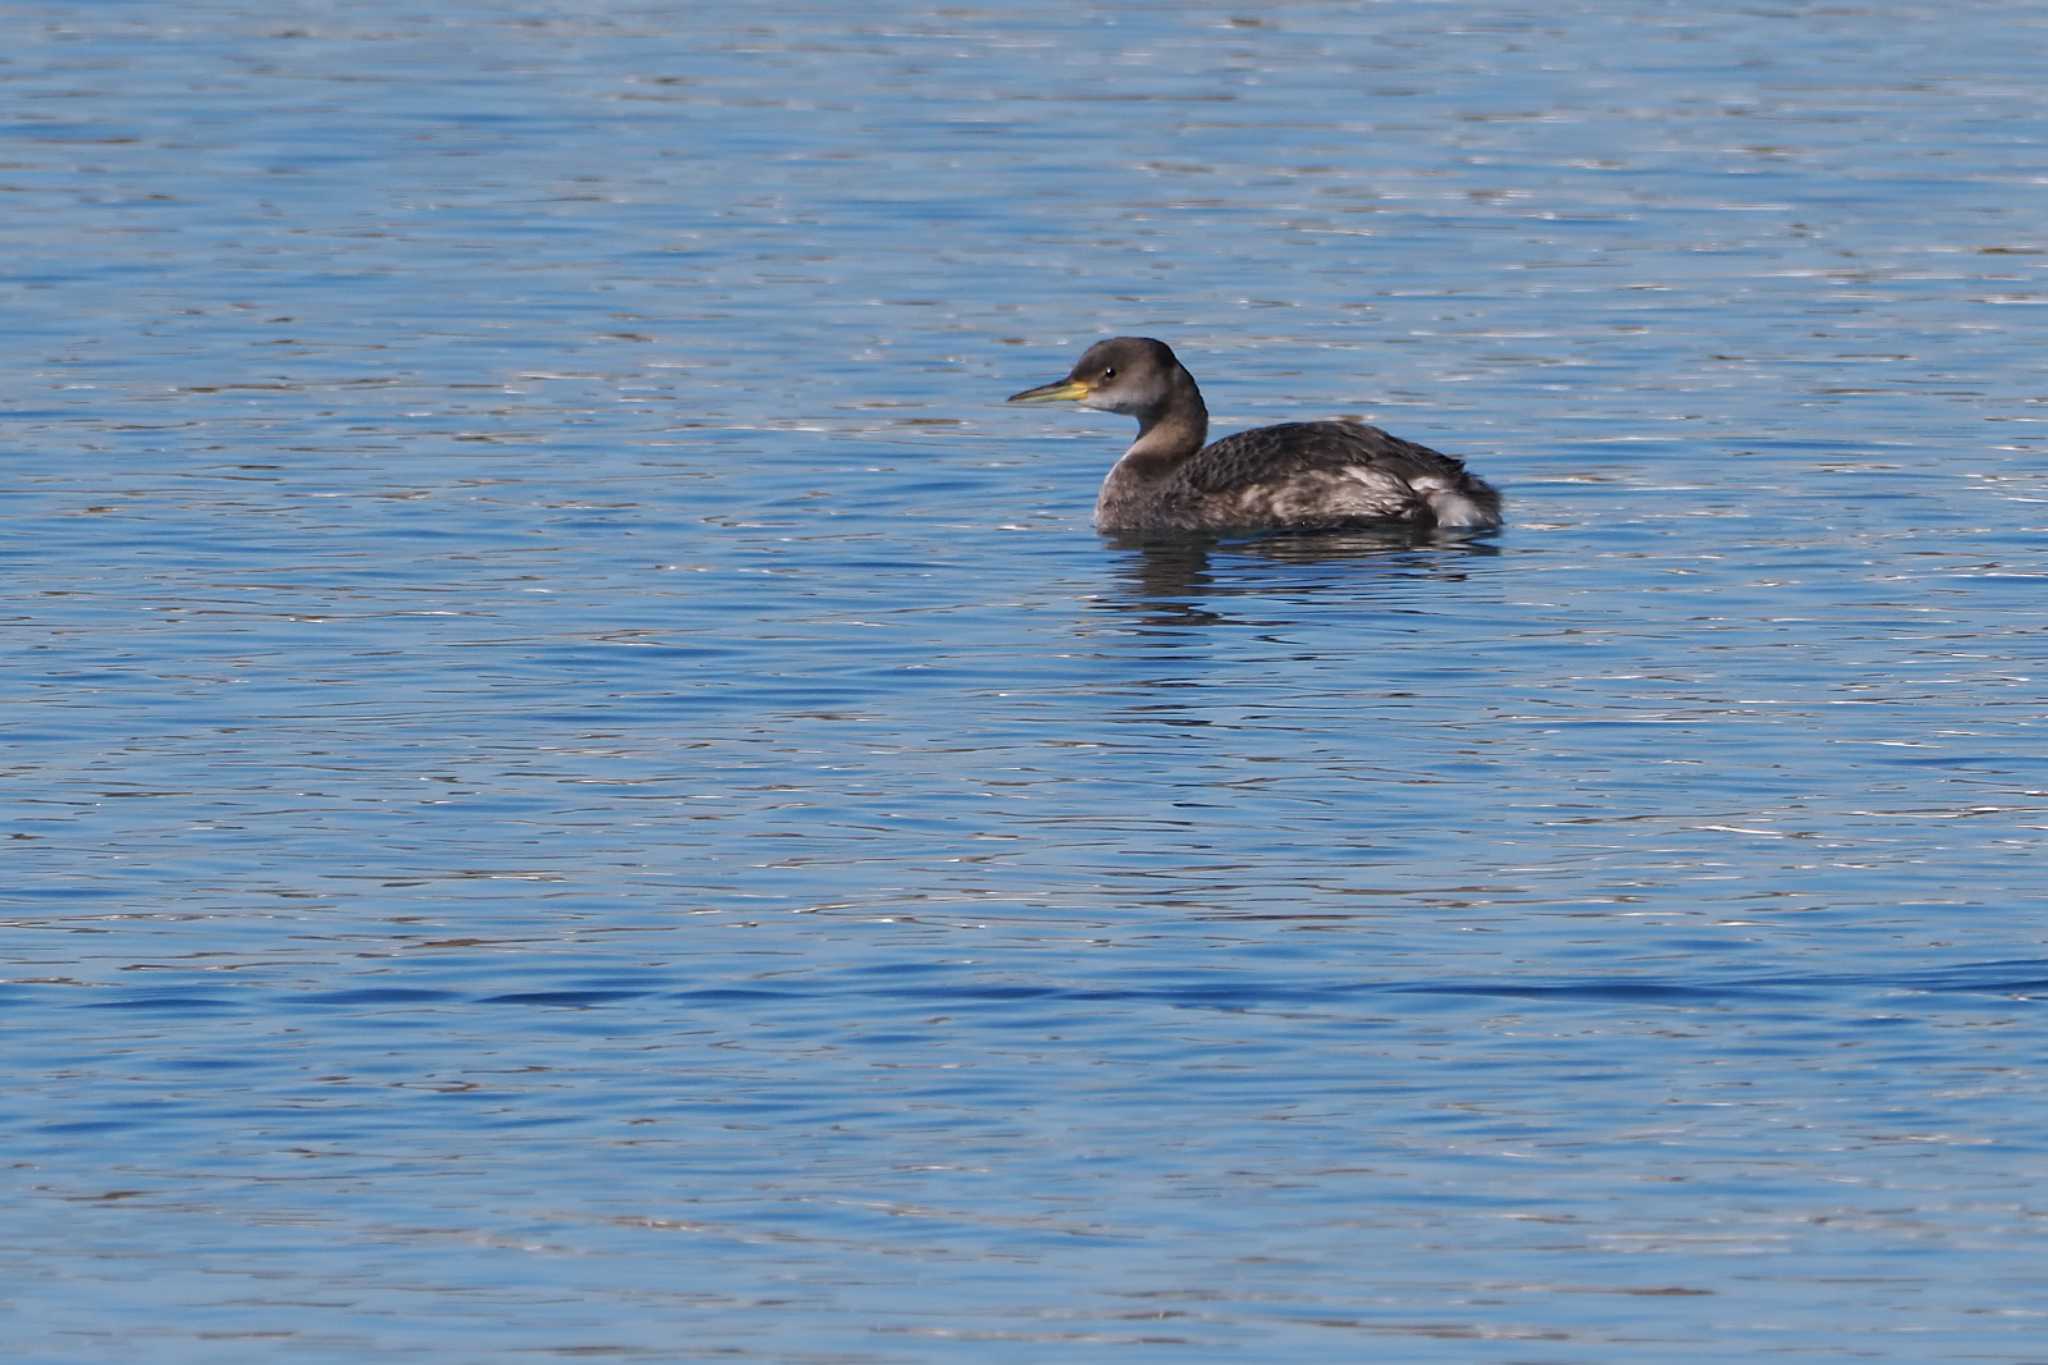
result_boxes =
[1159,420,1500,530]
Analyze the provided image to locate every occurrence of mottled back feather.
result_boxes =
[1182,421,1476,495]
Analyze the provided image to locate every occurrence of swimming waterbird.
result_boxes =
[1008,336,1502,534]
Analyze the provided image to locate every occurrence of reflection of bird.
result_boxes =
[1009,337,1502,534]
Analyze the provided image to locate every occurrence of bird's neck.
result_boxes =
[1118,374,1209,476]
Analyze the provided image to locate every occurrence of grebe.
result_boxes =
[1008,337,1502,534]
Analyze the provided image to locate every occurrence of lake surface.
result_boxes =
[5,1,2047,1359]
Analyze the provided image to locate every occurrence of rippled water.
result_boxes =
[7,1,2048,1359]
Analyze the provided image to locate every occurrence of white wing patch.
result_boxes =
[1408,472,1496,528]
[1227,467,1425,524]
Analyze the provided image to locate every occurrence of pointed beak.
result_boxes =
[1007,377,1091,405]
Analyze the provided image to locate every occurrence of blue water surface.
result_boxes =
[5,1,2047,1360]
